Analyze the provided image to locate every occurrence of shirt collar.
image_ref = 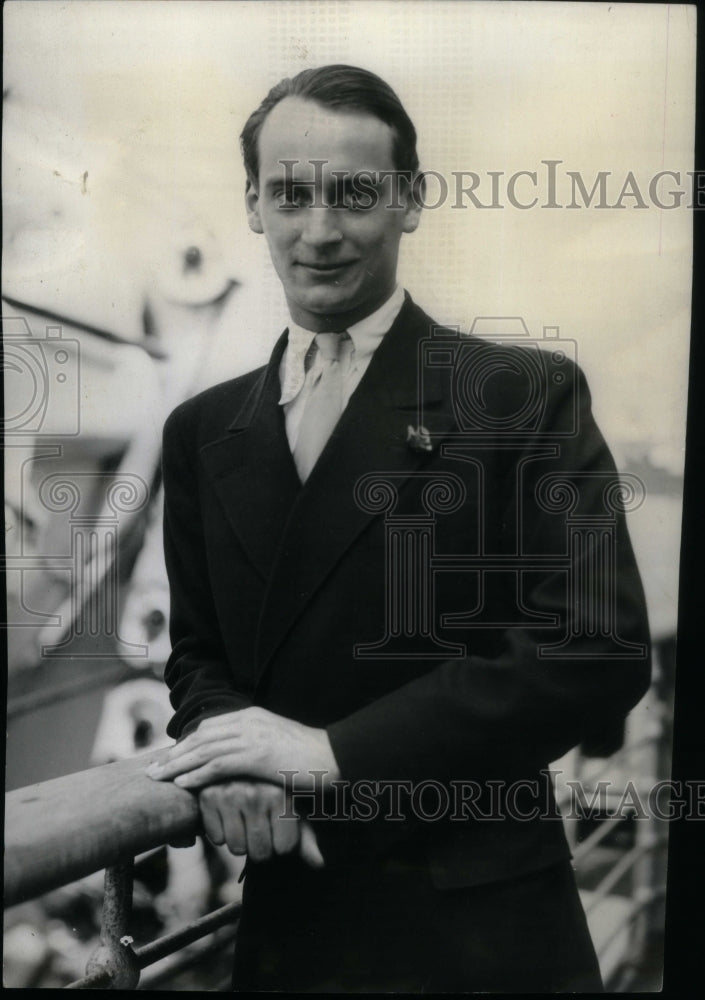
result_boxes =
[345,283,405,362]
[279,285,405,405]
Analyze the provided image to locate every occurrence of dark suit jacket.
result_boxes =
[161,294,650,892]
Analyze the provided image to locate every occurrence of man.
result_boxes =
[148,65,650,991]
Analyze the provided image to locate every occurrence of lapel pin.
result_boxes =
[406,424,433,453]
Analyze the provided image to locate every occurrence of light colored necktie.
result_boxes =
[293,331,351,482]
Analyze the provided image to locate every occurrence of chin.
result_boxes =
[300,290,356,315]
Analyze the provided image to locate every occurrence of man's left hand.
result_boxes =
[145,707,341,789]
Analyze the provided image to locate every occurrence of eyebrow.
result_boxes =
[262,174,289,193]
[262,171,386,194]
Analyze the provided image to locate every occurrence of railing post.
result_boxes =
[84,862,140,989]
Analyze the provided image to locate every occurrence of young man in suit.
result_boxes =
[148,65,651,991]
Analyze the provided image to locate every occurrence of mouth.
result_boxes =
[296,260,358,275]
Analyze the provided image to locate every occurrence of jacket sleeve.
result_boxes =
[162,404,252,738]
[326,359,651,788]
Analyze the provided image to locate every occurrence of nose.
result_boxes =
[300,206,343,248]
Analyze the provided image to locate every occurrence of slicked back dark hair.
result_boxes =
[240,64,419,186]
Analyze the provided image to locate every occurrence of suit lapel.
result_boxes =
[255,297,458,678]
[199,332,301,580]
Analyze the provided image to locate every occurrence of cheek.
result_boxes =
[354,215,404,255]
[261,215,296,255]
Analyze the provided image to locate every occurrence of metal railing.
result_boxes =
[4,750,241,990]
[5,744,667,990]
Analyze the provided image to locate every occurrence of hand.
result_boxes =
[198,779,324,867]
[146,707,341,789]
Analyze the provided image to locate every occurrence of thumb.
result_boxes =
[298,821,325,869]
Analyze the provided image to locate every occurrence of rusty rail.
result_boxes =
[4,751,199,907]
[5,750,241,989]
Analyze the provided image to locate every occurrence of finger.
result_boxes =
[149,709,268,774]
[163,708,276,763]
[146,721,244,771]
[198,791,226,847]
[298,821,325,869]
[172,753,254,789]
[268,797,300,856]
[143,745,176,778]
[241,801,275,864]
[148,739,244,781]
[147,735,242,776]
[220,802,248,857]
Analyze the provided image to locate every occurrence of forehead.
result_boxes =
[257,96,396,183]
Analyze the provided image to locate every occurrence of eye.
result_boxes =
[274,185,311,209]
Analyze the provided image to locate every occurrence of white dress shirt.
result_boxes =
[279,284,406,452]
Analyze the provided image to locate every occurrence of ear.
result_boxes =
[402,172,424,234]
[245,179,264,234]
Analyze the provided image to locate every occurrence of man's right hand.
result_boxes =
[198,780,324,868]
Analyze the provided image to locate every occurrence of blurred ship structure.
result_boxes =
[3,82,253,780]
[3,81,254,988]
